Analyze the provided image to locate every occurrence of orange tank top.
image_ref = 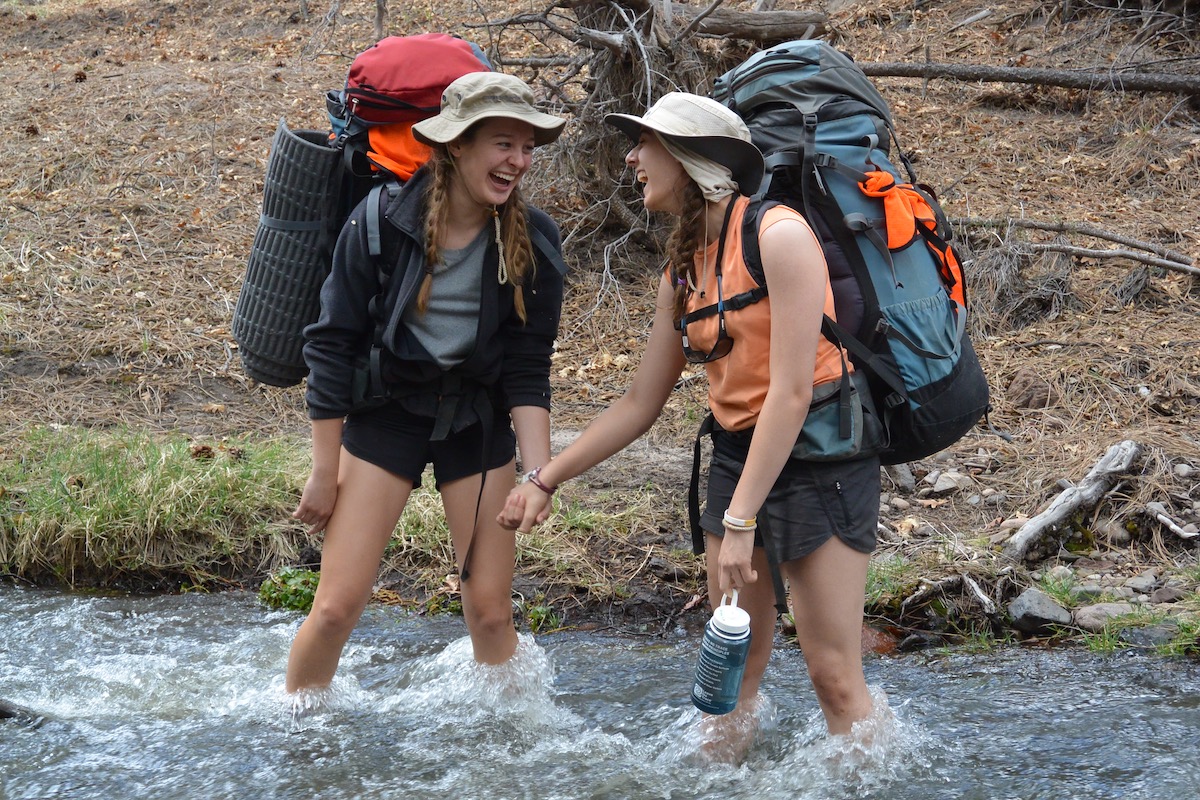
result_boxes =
[682,196,849,432]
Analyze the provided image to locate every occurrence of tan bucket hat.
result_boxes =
[605,93,764,194]
[412,72,566,147]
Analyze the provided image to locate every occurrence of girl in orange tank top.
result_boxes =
[498,92,887,761]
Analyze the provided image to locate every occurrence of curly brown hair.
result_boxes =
[665,178,707,324]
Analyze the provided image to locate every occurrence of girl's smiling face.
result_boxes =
[626,131,688,215]
[449,117,537,208]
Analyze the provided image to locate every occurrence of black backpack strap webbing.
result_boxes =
[688,413,717,555]
[359,180,404,407]
[456,387,494,582]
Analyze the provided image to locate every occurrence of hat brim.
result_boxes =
[605,113,764,196]
[412,110,566,147]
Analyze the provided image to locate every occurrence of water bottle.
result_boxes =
[690,589,751,715]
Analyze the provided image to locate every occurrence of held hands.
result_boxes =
[293,472,337,536]
[497,481,552,533]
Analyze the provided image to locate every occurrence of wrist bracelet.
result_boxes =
[722,510,757,529]
[524,466,557,496]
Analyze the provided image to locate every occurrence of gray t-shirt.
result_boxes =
[402,225,487,369]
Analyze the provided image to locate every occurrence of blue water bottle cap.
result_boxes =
[711,589,750,635]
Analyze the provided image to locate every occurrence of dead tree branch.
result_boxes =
[1002,440,1145,562]
[860,62,1200,95]
[954,217,1195,266]
[1018,242,1200,276]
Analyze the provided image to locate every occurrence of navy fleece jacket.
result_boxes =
[303,167,568,420]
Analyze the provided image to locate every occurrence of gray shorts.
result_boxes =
[699,426,880,565]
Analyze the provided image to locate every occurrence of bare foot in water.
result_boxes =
[696,694,773,765]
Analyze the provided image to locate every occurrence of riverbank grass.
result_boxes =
[0,425,308,588]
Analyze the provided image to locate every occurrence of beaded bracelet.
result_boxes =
[722,510,757,530]
[524,466,557,496]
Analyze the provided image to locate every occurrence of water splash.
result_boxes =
[646,686,944,798]
[286,677,367,733]
[735,686,946,798]
[653,692,780,768]
[391,634,555,707]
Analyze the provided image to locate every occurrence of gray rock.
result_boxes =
[1046,565,1074,583]
[1008,587,1071,634]
[932,470,974,495]
[1124,574,1159,594]
[1073,602,1136,632]
[1069,583,1104,602]
[883,462,916,493]
[1118,623,1180,649]
[1149,586,1188,604]
[1096,519,1131,545]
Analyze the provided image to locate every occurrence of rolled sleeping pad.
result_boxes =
[233,119,344,387]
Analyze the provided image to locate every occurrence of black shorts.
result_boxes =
[699,426,880,565]
[342,402,516,490]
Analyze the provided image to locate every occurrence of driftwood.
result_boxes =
[860,62,1200,96]
[669,7,826,40]
[1002,440,1145,561]
[1146,502,1200,540]
[899,574,963,614]
[961,573,998,616]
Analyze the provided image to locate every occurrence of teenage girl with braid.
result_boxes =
[286,72,568,700]
[498,93,882,759]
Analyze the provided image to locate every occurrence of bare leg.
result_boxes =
[781,536,872,734]
[285,450,412,693]
[441,460,519,665]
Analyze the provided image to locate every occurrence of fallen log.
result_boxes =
[618,0,829,40]
[1002,440,1145,562]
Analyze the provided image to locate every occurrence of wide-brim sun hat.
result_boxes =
[605,93,765,195]
[412,71,566,147]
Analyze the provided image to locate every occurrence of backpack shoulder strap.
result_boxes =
[740,197,776,287]
[360,179,406,405]
[528,217,569,277]
[365,181,388,258]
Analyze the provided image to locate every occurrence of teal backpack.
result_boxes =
[712,39,992,466]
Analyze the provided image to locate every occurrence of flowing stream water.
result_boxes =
[2,585,1198,799]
